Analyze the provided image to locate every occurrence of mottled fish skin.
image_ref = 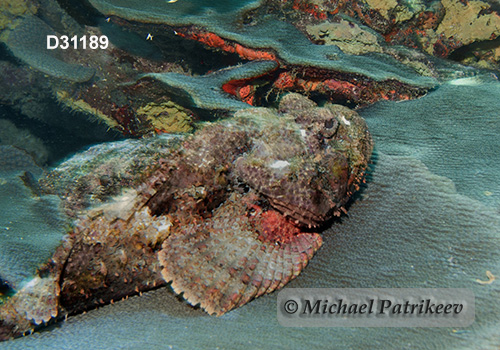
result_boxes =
[65,93,371,316]
[153,94,372,315]
[159,191,324,315]
[0,94,372,340]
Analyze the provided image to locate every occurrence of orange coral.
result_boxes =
[222,81,255,105]
[236,85,255,105]
[177,30,278,62]
[292,0,331,20]
[274,71,297,89]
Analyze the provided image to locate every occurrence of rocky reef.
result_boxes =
[0,0,444,137]
[2,0,497,139]
[0,94,372,339]
[288,0,500,69]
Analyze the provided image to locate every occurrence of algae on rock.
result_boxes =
[137,102,194,133]
[306,20,382,55]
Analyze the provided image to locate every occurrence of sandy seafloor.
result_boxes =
[1,75,500,349]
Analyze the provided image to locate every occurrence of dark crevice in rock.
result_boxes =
[0,105,121,167]
[448,36,500,64]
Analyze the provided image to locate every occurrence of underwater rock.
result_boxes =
[86,0,430,85]
[54,90,120,131]
[2,0,441,138]
[173,17,433,86]
[436,0,500,48]
[87,0,265,27]
[41,31,191,136]
[0,96,372,339]
[0,0,35,31]
[3,16,94,82]
[0,120,48,166]
[87,0,436,106]
[317,0,500,68]
[0,61,56,123]
[306,20,383,55]
[136,102,194,133]
[140,60,279,111]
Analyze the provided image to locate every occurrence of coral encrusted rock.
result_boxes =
[0,95,372,339]
[140,60,278,111]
